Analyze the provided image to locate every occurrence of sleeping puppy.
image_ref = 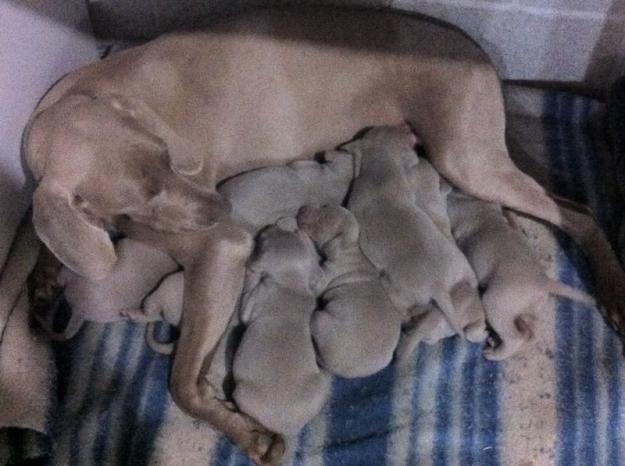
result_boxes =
[447,191,596,360]
[297,204,403,378]
[35,238,178,339]
[219,151,353,233]
[345,125,487,343]
[233,218,330,437]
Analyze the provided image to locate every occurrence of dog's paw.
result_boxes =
[248,431,285,466]
[234,423,285,466]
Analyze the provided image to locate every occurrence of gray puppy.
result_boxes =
[41,238,178,339]
[233,219,330,436]
[297,204,403,378]
[219,151,353,233]
[447,191,595,360]
[345,125,487,344]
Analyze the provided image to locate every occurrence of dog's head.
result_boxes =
[23,93,230,280]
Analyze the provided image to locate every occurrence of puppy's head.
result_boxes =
[24,93,230,280]
[249,222,319,278]
[343,124,418,157]
[297,205,359,248]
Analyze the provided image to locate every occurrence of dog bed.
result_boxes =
[3,83,616,466]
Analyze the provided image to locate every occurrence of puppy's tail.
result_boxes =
[547,279,596,307]
[0,209,41,338]
[145,321,175,355]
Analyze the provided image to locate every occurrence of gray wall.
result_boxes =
[86,0,625,93]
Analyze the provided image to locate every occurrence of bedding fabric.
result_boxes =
[9,84,625,466]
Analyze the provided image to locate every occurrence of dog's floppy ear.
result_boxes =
[32,182,117,281]
[105,94,204,177]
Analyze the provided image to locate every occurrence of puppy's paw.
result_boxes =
[464,321,488,343]
[119,308,149,322]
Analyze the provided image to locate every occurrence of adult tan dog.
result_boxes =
[21,6,625,464]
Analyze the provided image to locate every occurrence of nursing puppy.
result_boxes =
[447,191,596,360]
[346,125,486,342]
[233,219,330,437]
[219,151,353,233]
[36,238,178,339]
[297,204,402,378]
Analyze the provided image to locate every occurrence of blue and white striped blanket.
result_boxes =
[32,85,625,466]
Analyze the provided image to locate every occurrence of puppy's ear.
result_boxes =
[104,94,204,177]
[32,182,117,281]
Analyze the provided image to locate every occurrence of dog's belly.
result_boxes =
[62,7,494,181]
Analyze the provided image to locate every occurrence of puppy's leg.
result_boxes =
[396,304,452,365]
[169,224,285,466]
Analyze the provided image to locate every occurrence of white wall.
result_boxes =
[0,0,98,266]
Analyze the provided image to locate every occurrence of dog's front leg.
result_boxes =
[169,222,285,466]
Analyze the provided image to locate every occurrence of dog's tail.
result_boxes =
[0,209,41,335]
[547,279,596,307]
[145,321,175,355]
